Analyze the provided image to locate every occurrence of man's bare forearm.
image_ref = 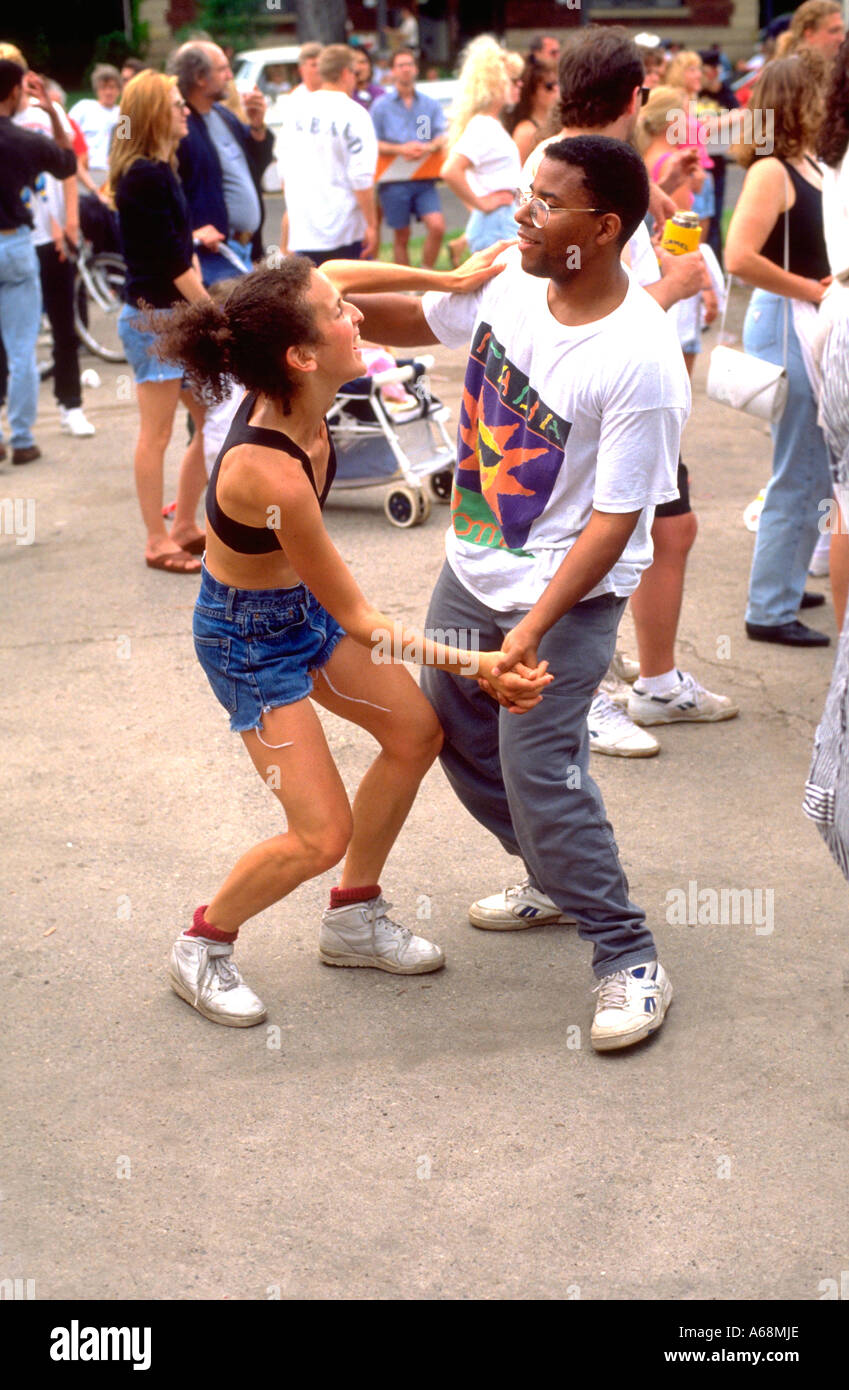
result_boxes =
[347,293,438,346]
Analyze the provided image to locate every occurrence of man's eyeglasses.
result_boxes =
[514,190,604,229]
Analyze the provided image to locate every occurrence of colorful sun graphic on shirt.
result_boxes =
[451,324,572,552]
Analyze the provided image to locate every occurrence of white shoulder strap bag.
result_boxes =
[706,188,790,423]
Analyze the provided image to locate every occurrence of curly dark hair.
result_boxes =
[818,32,849,166]
[147,259,321,413]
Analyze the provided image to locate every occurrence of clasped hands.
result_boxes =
[470,619,553,714]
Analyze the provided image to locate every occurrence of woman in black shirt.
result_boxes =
[725,56,833,645]
[110,70,209,572]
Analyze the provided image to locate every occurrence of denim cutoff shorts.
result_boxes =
[118,304,184,384]
[193,564,345,732]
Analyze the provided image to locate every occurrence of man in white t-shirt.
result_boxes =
[278,45,378,264]
[342,136,689,1049]
[523,26,736,759]
[68,65,122,189]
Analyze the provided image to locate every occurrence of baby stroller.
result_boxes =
[326,355,455,527]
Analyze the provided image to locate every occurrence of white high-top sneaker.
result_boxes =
[319,896,444,974]
[591,961,673,1051]
[169,934,267,1026]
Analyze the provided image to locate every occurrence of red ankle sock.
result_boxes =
[329,884,381,909]
[186,905,238,943]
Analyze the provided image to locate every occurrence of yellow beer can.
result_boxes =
[661,211,702,255]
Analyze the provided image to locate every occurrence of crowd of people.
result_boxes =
[2,4,849,1051]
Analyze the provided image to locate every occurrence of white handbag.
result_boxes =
[706,343,788,421]
[706,198,789,424]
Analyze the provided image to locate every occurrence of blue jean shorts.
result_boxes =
[193,564,345,732]
[466,202,518,253]
[118,304,184,384]
[378,179,441,229]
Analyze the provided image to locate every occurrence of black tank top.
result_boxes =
[760,160,830,281]
[206,390,337,555]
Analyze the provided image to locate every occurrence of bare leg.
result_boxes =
[309,638,442,887]
[206,697,354,932]
[421,211,446,269]
[630,511,699,677]
[171,388,207,550]
[831,527,849,630]
[133,379,193,562]
[392,226,411,266]
[204,639,441,930]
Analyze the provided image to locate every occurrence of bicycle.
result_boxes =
[37,238,127,378]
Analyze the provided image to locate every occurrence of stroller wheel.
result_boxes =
[429,469,453,503]
[385,486,430,528]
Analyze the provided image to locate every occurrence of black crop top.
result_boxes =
[759,159,830,282]
[206,391,337,554]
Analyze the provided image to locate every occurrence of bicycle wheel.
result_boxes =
[74,252,127,363]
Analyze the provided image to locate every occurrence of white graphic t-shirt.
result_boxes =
[277,90,377,250]
[422,248,690,612]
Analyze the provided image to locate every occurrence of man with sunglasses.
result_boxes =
[334,134,689,1049]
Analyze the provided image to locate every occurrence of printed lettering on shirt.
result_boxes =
[452,321,571,552]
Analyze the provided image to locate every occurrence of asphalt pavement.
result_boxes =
[1,281,847,1303]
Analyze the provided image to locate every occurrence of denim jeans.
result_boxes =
[0,228,42,448]
[198,238,253,287]
[420,563,657,977]
[743,288,832,626]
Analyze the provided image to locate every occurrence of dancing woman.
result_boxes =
[155,252,549,1026]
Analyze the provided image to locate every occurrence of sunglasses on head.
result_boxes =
[640,86,651,106]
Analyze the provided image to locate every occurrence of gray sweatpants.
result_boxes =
[421,561,657,977]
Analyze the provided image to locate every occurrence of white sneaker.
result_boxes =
[610,649,640,684]
[319,895,444,974]
[599,671,631,707]
[169,933,267,1027]
[468,876,575,930]
[628,670,739,726]
[60,406,96,437]
[591,960,673,1051]
[588,692,660,757]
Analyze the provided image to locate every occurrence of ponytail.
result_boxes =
[146,258,320,413]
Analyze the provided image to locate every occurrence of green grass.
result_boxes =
[377,233,465,271]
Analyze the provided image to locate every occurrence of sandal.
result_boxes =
[145,548,202,574]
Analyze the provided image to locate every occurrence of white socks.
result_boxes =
[635,668,680,696]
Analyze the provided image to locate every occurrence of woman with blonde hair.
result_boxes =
[665,49,703,97]
[725,55,833,645]
[110,70,209,572]
[440,35,523,253]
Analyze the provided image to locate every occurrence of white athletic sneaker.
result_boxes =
[591,960,673,1051]
[319,895,444,974]
[599,671,631,707]
[588,692,660,757]
[169,933,267,1027]
[627,670,739,726]
[60,406,95,437]
[610,649,640,684]
[468,877,575,930]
